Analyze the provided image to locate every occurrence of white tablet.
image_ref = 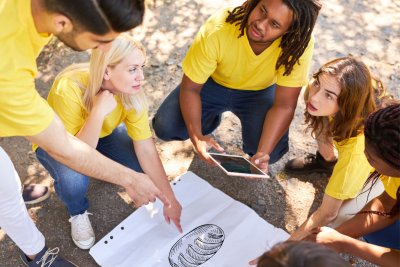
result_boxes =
[209,153,269,178]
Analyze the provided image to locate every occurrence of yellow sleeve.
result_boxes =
[325,137,373,200]
[0,78,54,137]
[276,35,314,87]
[0,0,54,137]
[380,176,400,200]
[124,109,152,141]
[47,77,87,136]
[181,19,220,84]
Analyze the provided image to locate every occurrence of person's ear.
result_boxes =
[104,68,111,81]
[52,14,73,33]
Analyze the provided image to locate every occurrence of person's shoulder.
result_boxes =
[53,67,89,95]
[306,34,315,49]
[0,0,25,39]
[334,134,366,155]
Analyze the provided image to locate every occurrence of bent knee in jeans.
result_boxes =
[36,147,89,215]
[152,86,189,141]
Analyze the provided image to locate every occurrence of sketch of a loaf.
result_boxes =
[169,224,225,267]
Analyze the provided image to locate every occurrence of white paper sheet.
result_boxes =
[90,171,289,267]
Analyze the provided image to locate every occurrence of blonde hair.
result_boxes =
[55,34,147,113]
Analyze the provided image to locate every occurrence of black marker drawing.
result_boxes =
[169,224,225,267]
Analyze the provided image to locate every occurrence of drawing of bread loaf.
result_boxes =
[169,224,225,267]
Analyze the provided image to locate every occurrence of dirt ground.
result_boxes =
[1,0,399,266]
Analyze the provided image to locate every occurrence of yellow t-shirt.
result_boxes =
[0,0,54,137]
[325,134,374,199]
[380,175,400,200]
[182,8,314,90]
[39,69,152,147]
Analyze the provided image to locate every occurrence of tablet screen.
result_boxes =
[209,154,265,175]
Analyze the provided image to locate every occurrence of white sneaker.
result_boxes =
[69,211,95,249]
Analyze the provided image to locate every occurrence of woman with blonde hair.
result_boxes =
[34,35,182,249]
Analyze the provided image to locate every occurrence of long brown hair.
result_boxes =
[225,0,321,76]
[304,57,378,142]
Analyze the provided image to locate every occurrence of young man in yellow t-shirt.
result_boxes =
[152,0,321,173]
[0,1,171,266]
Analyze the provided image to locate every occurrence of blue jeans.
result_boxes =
[36,125,142,216]
[152,78,288,163]
[363,220,400,249]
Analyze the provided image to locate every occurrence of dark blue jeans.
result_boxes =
[36,125,142,216]
[152,78,288,163]
[363,220,400,249]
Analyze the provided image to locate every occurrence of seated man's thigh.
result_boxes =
[152,85,188,141]
[233,85,289,162]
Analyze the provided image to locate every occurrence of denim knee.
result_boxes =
[36,148,89,214]
[53,171,89,201]
[152,115,186,141]
[152,88,188,141]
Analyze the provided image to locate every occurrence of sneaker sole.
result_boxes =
[24,189,51,205]
[72,237,95,250]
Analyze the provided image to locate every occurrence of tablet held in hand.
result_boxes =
[209,153,269,178]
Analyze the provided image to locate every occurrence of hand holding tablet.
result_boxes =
[209,153,269,178]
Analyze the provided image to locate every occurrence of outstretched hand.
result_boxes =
[124,172,171,209]
[193,135,224,165]
[164,198,183,233]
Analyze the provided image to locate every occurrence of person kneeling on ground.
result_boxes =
[34,35,183,250]
[288,57,388,240]
[152,0,321,173]
[1,0,169,266]
[308,103,400,267]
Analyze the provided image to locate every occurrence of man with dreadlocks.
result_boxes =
[308,103,400,267]
[153,0,321,172]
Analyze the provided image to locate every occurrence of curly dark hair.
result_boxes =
[257,241,351,267]
[360,103,400,218]
[226,0,321,76]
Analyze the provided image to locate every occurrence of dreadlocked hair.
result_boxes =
[360,103,400,218]
[304,57,377,142]
[226,0,321,76]
[365,103,400,170]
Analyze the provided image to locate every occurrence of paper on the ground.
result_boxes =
[89,171,288,267]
